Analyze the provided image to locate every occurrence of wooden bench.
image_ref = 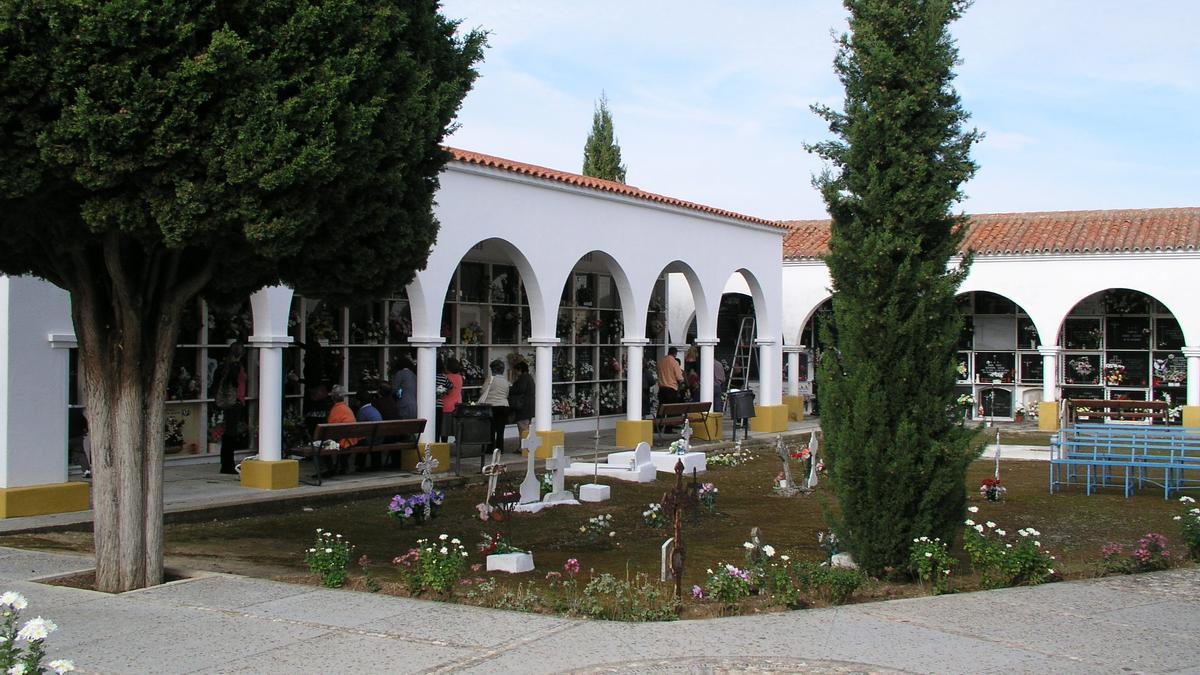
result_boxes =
[290,418,426,485]
[1050,425,1200,499]
[653,401,712,442]
[1065,399,1170,426]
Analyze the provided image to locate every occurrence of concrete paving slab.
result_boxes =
[238,586,426,630]
[356,598,578,650]
[0,549,93,581]
[129,573,313,611]
[211,629,477,674]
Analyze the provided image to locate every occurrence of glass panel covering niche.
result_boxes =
[1063,319,1102,350]
[458,262,488,302]
[349,348,384,392]
[490,265,519,304]
[1153,352,1186,388]
[974,292,1015,315]
[1155,318,1184,350]
[1019,353,1043,384]
[1016,316,1040,350]
[1062,386,1103,401]
[974,316,1015,350]
[978,388,1013,417]
[1107,389,1146,402]
[1105,316,1150,350]
[1063,353,1100,385]
[490,305,519,344]
[457,347,486,387]
[975,352,1015,383]
[1104,352,1148,388]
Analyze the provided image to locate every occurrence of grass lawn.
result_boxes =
[4,435,1193,619]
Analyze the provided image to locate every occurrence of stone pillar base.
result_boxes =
[401,442,450,470]
[1038,402,1060,431]
[0,481,89,518]
[239,459,299,490]
[1183,406,1200,428]
[520,430,562,459]
[750,405,789,433]
[615,420,652,449]
[688,413,722,441]
[783,395,806,421]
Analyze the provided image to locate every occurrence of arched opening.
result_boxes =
[1058,288,1185,421]
[798,298,833,415]
[715,292,756,388]
[953,291,1041,422]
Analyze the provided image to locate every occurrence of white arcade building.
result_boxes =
[0,149,1197,516]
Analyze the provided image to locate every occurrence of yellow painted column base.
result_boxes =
[0,481,89,518]
[749,405,790,433]
[402,443,450,470]
[1183,406,1200,428]
[783,395,806,421]
[615,420,653,448]
[239,459,299,490]
[521,430,563,459]
[688,413,722,441]
[1038,402,1060,431]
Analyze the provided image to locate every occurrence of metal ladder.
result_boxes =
[726,316,756,396]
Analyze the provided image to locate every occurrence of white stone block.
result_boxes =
[831,552,857,569]
[578,483,611,502]
[486,552,534,574]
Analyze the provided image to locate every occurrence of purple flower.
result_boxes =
[692,584,704,599]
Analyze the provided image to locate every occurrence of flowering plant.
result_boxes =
[580,513,615,545]
[552,394,574,418]
[955,393,975,409]
[979,478,1006,502]
[1175,495,1200,559]
[1131,533,1171,572]
[387,490,445,526]
[698,483,718,513]
[962,509,1055,589]
[704,563,752,605]
[304,528,354,588]
[707,443,754,467]
[164,417,186,447]
[399,534,470,594]
[598,385,622,412]
[1102,361,1126,386]
[364,320,386,343]
[668,439,688,455]
[477,531,524,555]
[459,357,484,382]
[909,536,955,595]
[574,393,595,417]
[577,362,595,379]
[642,503,665,528]
[0,592,73,674]
[460,321,484,344]
[956,360,969,379]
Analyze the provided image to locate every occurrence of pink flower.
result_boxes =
[691,584,704,599]
[545,571,562,582]
[470,563,483,572]
[563,558,580,576]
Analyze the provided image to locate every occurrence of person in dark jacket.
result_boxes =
[507,360,535,448]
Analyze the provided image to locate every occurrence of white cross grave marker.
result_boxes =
[417,443,440,519]
[518,425,542,504]
[806,431,820,489]
[680,418,693,452]
[542,445,574,502]
[478,448,506,519]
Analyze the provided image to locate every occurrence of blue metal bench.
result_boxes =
[1050,425,1200,499]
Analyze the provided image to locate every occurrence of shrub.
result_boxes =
[1131,533,1170,572]
[642,503,665,528]
[414,535,470,593]
[580,513,616,545]
[704,563,752,606]
[1174,496,1200,559]
[909,536,955,595]
[1100,543,1132,575]
[817,566,866,605]
[387,490,445,526]
[576,571,676,621]
[962,516,1055,589]
[304,529,354,588]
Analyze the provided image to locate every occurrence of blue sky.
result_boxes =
[440,1,1199,221]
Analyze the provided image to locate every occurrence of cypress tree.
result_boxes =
[582,92,627,183]
[808,0,982,575]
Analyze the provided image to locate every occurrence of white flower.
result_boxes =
[1180,496,1195,503]
[780,555,790,562]
[763,545,776,557]
[17,617,56,641]
[1174,516,1183,521]
[9,663,27,675]
[967,506,979,513]
[996,529,1006,537]
[439,547,448,555]
[964,519,975,526]
[974,524,984,533]
[324,548,332,554]
[0,593,27,611]
[609,531,616,537]
[1005,544,1012,548]
[985,521,996,529]
[335,534,342,539]
[924,552,932,558]
[451,538,461,545]
[439,534,449,541]
[913,538,919,543]
[461,551,468,558]
[706,568,714,574]
[316,528,324,533]
[742,542,754,550]
[1028,528,1041,536]
[48,661,75,674]
[1034,541,1041,547]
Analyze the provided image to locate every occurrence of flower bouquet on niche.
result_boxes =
[979,477,1007,502]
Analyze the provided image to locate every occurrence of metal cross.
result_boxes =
[660,459,698,602]
[480,448,506,518]
[417,443,440,519]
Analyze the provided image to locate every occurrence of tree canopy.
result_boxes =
[0,0,484,592]
[582,92,627,183]
[809,0,982,575]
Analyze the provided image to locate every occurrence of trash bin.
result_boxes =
[727,389,756,442]
[453,404,493,474]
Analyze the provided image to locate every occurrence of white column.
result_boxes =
[409,337,444,444]
[756,338,778,405]
[1183,346,1200,406]
[785,345,803,397]
[0,277,74,488]
[695,339,718,404]
[248,286,294,462]
[529,338,559,432]
[1038,346,1061,402]
[622,338,649,420]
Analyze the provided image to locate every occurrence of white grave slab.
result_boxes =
[486,552,535,574]
[566,442,656,483]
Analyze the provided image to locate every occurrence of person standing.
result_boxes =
[713,358,728,412]
[477,359,510,453]
[656,346,684,407]
[391,354,418,420]
[213,341,247,474]
[437,357,463,442]
[508,360,535,447]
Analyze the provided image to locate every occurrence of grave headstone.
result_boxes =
[518,425,542,504]
[806,432,820,489]
[542,445,574,502]
[660,537,675,582]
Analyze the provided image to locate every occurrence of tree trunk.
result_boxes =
[67,237,211,593]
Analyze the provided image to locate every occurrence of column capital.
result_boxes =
[782,344,805,354]
[693,338,719,347]
[248,335,293,348]
[1182,346,1200,358]
[620,337,651,347]
[754,338,777,347]
[47,333,77,349]
[527,337,561,347]
[1037,345,1063,357]
[407,336,445,348]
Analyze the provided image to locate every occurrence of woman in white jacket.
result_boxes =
[477,359,511,453]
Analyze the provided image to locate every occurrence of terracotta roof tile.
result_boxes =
[447,147,783,229]
[782,208,1200,259]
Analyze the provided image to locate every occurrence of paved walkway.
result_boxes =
[1,546,1196,674]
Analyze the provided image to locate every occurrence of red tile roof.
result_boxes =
[782,208,1200,259]
[447,147,783,229]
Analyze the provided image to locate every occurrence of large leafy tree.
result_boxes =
[0,0,483,592]
[809,0,981,575]
[581,92,626,183]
